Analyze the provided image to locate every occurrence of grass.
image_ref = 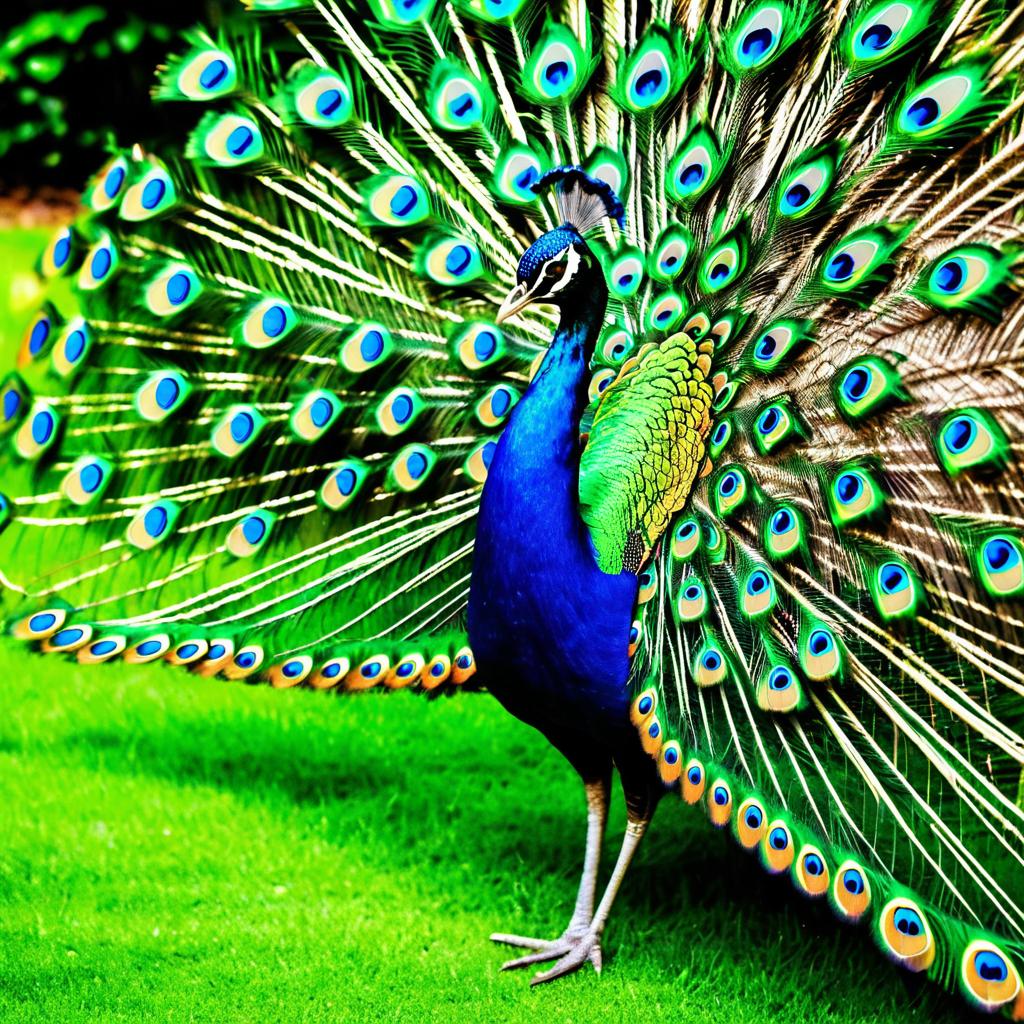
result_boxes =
[0,229,977,1022]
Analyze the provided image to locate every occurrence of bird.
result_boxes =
[3,0,1024,1010]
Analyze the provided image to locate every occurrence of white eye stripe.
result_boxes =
[546,246,580,295]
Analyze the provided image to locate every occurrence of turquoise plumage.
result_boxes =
[4,0,1024,1010]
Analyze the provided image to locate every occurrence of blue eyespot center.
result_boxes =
[177,643,200,660]
[323,662,342,678]
[634,68,663,99]
[317,89,343,117]
[65,330,86,363]
[474,331,497,361]
[984,537,1016,572]
[236,650,256,668]
[80,463,103,493]
[934,257,965,293]
[91,247,112,280]
[29,612,57,632]
[906,96,939,129]
[360,329,385,362]
[142,178,167,210]
[545,61,569,86]
[242,517,266,544]
[32,412,53,445]
[880,563,908,594]
[842,869,864,894]
[29,317,50,355]
[283,660,304,678]
[227,126,255,157]
[809,630,832,656]
[390,185,418,218]
[155,377,180,410]
[663,746,679,765]
[741,27,773,61]
[702,651,721,671]
[407,451,428,479]
[310,397,333,428]
[836,472,863,504]
[91,640,117,657]
[231,412,254,444]
[687,766,702,785]
[769,826,788,850]
[137,640,163,657]
[756,334,776,359]
[392,394,414,424]
[262,305,287,338]
[719,472,739,497]
[747,571,769,595]
[943,415,976,453]
[638,695,653,715]
[975,951,1008,982]
[771,509,793,534]
[200,59,229,89]
[166,273,192,305]
[843,366,870,401]
[784,182,811,209]
[713,786,728,805]
[680,163,704,188]
[104,165,125,198]
[769,667,792,691]
[144,506,168,538]
[759,407,780,434]
[445,245,472,275]
[827,252,856,281]
[745,806,763,828]
[803,853,824,876]
[860,23,893,51]
[893,907,923,937]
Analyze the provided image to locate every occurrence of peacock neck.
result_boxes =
[508,290,606,494]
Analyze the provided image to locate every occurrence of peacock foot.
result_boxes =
[491,927,602,984]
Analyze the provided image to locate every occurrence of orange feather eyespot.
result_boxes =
[41,624,94,654]
[760,820,795,874]
[12,608,67,641]
[793,845,830,897]
[960,940,1022,1013]
[831,860,872,922]
[452,647,476,685]
[224,644,265,680]
[627,619,642,657]
[77,635,128,665]
[659,741,682,783]
[193,638,235,677]
[640,715,663,756]
[422,654,452,690]
[167,639,210,666]
[681,758,705,804]
[630,687,658,727]
[386,654,425,688]
[878,898,936,973]
[124,635,172,664]
[268,656,314,688]
[310,657,350,690]
[736,797,766,849]
[707,779,733,828]
[346,655,390,690]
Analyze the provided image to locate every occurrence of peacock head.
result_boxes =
[496,226,602,323]
[496,167,625,325]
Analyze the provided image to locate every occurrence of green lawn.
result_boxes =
[0,229,974,1022]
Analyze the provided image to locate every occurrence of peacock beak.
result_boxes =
[495,281,536,325]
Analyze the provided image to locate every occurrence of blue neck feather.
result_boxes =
[468,287,639,732]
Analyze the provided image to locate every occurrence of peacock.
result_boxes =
[4,0,1024,1009]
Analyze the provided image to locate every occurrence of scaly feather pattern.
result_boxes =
[3,0,1024,1011]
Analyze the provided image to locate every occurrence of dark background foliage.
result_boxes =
[0,2,221,189]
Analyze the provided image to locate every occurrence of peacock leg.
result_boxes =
[518,816,648,985]
[491,776,609,962]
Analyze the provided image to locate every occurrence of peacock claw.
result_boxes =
[492,928,602,982]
